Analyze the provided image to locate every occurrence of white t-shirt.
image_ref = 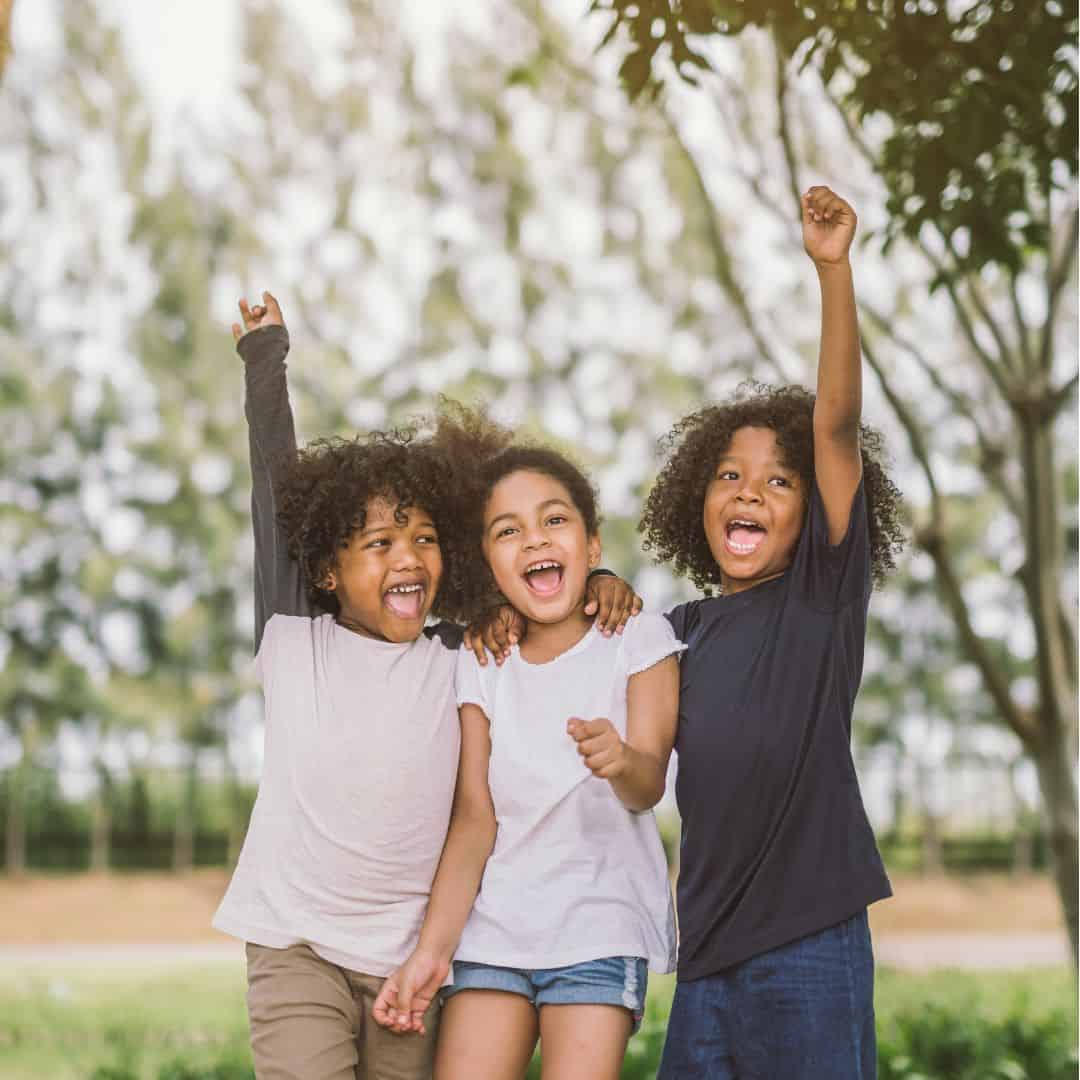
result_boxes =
[455,613,684,973]
[213,613,460,977]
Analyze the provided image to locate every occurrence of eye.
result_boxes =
[546,515,567,526]
[417,533,439,545]
[717,469,738,481]
[367,538,390,549]
[769,476,791,487]
[495,525,518,539]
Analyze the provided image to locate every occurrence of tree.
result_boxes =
[593,3,1079,959]
[0,0,14,81]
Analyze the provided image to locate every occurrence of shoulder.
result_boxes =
[425,620,464,651]
[256,612,321,680]
[620,612,687,676]
[454,642,497,713]
[664,598,704,641]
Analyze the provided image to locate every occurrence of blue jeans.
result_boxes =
[658,911,876,1079]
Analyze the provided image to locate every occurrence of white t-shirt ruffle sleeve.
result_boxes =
[453,613,685,973]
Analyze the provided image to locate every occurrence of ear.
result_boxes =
[586,534,601,570]
[317,567,338,592]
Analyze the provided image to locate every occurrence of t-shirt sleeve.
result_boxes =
[253,612,283,686]
[622,613,687,677]
[790,478,871,611]
[455,644,491,716]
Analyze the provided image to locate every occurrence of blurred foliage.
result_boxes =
[591,0,1078,274]
[1,962,1073,1079]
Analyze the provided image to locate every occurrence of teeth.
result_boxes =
[525,561,561,573]
[387,584,422,593]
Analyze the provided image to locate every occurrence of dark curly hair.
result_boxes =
[275,401,514,624]
[638,383,905,592]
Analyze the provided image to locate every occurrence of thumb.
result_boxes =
[263,291,284,324]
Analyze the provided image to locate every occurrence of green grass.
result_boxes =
[0,961,1075,1079]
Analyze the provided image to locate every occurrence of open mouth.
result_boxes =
[725,518,767,556]
[523,559,564,597]
[383,581,426,620]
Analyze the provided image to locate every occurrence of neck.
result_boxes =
[519,605,593,663]
[335,611,385,641]
[720,568,788,596]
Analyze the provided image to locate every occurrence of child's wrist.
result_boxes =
[814,256,853,277]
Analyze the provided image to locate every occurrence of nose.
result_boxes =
[735,483,763,504]
[390,539,425,569]
[522,525,550,551]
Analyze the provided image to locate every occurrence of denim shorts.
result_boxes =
[443,956,648,1031]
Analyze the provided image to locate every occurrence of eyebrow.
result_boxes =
[716,456,796,472]
[358,518,436,538]
[487,498,573,531]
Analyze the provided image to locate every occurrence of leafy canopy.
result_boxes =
[591,0,1079,272]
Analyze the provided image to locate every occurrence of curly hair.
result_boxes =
[275,400,514,624]
[638,383,905,592]
[435,436,602,622]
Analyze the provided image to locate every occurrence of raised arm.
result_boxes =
[233,293,310,648]
[803,187,863,544]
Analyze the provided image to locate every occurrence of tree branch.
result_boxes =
[861,302,1020,518]
[659,105,796,383]
[860,334,1036,746]
[1041,203,1079,373]
[1007,273,1034,373]
[773,41,806,224]
[921,245,1015,403]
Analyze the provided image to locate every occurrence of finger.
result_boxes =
[464,627,488,667]
[595,592,615,635]
[583,598,598,615]
[372,982,399,1027]
[584,749,616,774]
[567,718,586,741]
[238,297,256,330]
[232,323,242,342]
[251,305,266,320]
[579,734,616,758]
[481,624,508,663]
[263,291,284,323]
[581,717,613,737]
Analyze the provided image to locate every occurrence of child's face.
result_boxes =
[324,497,443,643]
[482,469,600,626]
[702,426,807,595]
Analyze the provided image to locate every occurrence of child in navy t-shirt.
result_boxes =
[641,188,905,1079]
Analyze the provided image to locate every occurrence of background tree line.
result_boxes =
[0,0,1075,959]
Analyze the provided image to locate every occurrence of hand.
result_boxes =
[801,187,856,268]
[463,605,524,667]
[567,717,628,779]
[372,949,449,1036]
[583,574,642,637]
[232,290,285,343]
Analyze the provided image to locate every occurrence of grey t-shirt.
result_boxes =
[666,480,891,981]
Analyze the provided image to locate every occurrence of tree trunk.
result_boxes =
[0,1,15,82]
[89,764,112,873]
[172,752,198,873]
[4,757,27,876]
[1031,737,1079,964]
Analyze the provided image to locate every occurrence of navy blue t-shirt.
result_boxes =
[666,479,891,981]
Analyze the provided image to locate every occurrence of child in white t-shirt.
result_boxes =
[374,444,683,1079]
[214,295,643,1080]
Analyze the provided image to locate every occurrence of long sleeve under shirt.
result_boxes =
[666,480,892,981]
[212,325,463,977]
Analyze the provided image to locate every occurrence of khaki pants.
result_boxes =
[246,942,441,1080]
